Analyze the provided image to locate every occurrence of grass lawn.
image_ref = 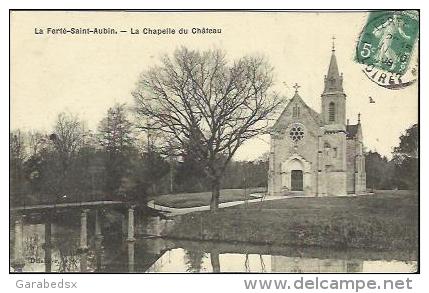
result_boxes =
[152,188,265,208]
[167,190,418,254]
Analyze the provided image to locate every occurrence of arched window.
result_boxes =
[324,142,331,156]
[329,102,335,122]
[333,147,338,158]
[292,104,300,118]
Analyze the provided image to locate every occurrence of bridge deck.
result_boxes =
[11,200,125,212]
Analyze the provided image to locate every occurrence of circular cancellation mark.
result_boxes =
[355,11,419,90]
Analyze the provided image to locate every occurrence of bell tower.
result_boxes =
[321,37,346,131]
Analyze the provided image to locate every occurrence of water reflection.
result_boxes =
[271,256,363,273]
[10,210,417,273]
[147,249,417,273]
[127,241,135,273]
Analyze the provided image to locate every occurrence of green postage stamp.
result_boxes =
[356,10,419,89]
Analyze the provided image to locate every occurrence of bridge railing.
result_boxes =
[10,191,120,208]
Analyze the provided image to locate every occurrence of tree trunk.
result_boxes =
[210,251,220,272]
[210,178,221,212]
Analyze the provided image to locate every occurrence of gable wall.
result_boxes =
[270,100,321,195]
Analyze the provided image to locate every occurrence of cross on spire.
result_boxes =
[293,83,300,94]
[332,35,336,52]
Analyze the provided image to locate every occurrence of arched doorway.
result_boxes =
[288,158,304,191]
[280,154,312,195]
[291,170,303,191]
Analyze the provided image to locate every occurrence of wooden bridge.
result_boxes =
[10,197,139,272]
[11,200,125,212]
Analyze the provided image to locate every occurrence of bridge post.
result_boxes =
[95,208,103,242]
[127,205,136,242]
[127,242,135,272]
[121,214,127,238]
[43,213,52,272]
[80,252,88,272]
[11,213,25,272]
[79,209,89,252]
[95,241,104,272]
[95,208,104,271]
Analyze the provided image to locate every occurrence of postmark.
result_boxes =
[355,10,419,89]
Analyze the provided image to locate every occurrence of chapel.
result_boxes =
[268,43,366,197]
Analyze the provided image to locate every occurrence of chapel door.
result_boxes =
[291,170,303,191]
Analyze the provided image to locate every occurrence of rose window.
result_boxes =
[289,123,305,142]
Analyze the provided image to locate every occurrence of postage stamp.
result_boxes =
[355,10,419,89]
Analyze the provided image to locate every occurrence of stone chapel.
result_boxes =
[268,44,366,197]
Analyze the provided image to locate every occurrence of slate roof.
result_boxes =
[323,50,344,93]
[306,105,322,125]
[346,124,359,139]
[289,93,322,125]
[327,52,340,81]
[271,92,323,130]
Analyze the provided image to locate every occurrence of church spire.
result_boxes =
[321,38,346,127]
[323,36,343,93]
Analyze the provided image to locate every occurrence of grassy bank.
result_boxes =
[153,188,265,208]
[167,190,418,253]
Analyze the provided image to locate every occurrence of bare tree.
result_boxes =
[10,130,26,162]
[133,47,280,211]
[49,112,87,197]
[10,130,27,198]
[51,112,86,169]
[26,130,47,157]
[98,103,134,154]
[98,104,135,196]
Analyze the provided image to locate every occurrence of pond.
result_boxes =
[10,209,417,273]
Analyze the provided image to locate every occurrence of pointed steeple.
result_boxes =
[321,38,347,128]
[323,37,344,93]
[327,52,340,79]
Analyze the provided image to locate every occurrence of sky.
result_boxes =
[10,11,418,160]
